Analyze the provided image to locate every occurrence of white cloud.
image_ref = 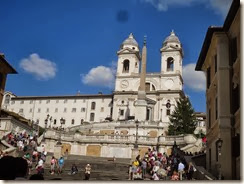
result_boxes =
[20,53,57,80]
[81,63,116,88]
[141,0,232,18]
[183,63,206,91]
[208,0,232,18]
[141,0,200,11]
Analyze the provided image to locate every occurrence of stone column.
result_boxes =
[135,36,148,121]
[139,37,147,92]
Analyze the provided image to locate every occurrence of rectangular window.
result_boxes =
[19,108,23,113]
[102,98,104,103]
[91,102,96,110]
[120,109,124,116]
[208,108,211,128]
[39,100,42,104]
[11,101,15,105]
[38,108,41,113]
[55,108,58,113]
[46,108,49,113]
[207,67,211,89]
[90,113,95,121]
[46,100,50,104]
[83,99,86,103]
[214,54,217,74]
[101,107,104,112]
[231,37,237,64]
[166,109,170,116]
[74,99,76,103]
[20,101,24,104]
[81,108,86,112]
[56,100,59,103]
[30,100,33,104]
[71,119,75,125]
[64,108,67,113]
[72,108,76,112]
[29,108,32,113]
[215,97,218,120]
[64,99,67,103]
[54,119,57,125]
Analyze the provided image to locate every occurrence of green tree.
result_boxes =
[168,96,197,135]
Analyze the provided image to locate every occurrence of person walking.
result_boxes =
[178,160,185,180]
[50,156,57,175]
[187,162,195,180]
[141,159,147,179]
[84,164,91,180]
[58,157,64,174]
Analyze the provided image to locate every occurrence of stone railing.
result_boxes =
[45,130,198,146]
[0,131,17,156]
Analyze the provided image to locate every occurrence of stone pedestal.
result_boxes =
[131,148,140,162]
[53,144,62,159]
[135,91,147,121]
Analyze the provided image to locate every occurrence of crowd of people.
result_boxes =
[0,131,93,180]
[129,147,196,180]
[1,132,198,181]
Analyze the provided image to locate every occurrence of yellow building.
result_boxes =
[195,0,240,180]
[0,54,17,114]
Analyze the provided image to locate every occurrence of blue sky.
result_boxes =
[0,0,233,113]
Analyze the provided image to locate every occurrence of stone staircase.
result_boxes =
[33,155,130,180]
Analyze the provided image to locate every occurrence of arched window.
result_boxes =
[152,84,156,91]
[91,102,96,110]
[54,119,57,125]
[90,113,95,121]
[71,119,75,125]
[81,119,84,124]
[123,59,130,73]
[167,57,174,71]
[166,100,171,116]
[4,94,10,104]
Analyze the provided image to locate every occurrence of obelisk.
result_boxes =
[135,36,148,121]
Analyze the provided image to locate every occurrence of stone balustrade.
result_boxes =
[45,129,198,146]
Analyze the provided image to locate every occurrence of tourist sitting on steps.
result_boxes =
[171,170,179,180]
[84,164,91,180]
[68,164,78,175]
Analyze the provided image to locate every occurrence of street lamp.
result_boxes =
[57,118,65,145]
[134,120,139,149]
[216,138,223,180]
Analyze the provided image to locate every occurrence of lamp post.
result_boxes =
[57,118,65,145]
[216,138,223,180]
[134,120,139,149]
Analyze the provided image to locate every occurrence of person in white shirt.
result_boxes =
[178,161,185,180]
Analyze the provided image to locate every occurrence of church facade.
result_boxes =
[2,31,184,130]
